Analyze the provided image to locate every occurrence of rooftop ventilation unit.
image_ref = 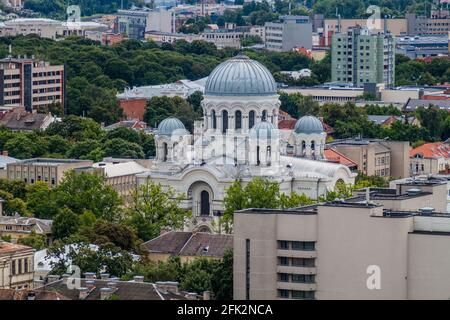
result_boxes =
[406,188,421,196]
[419,207,435,215]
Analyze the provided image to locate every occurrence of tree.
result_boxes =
[126,180,190,241]
[55,171,123,222]
[25,182,58,219]
[280,192,315,209]
[52,207,80,240]
[103,138,145,159]
[211,249,233,300]
[86,220,140,252]
[17,231,47,250]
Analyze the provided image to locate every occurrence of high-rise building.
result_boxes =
[234,178,449,300]
[0,56,65,112]
[331,27,395,87]
[265,15,312,52]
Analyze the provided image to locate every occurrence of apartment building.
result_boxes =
[116,8,174,40]
[0,56,65,112]
[0,241,34,290]
[410,142,450,175]
[406,10,450,36]
[234,179,449,300]
[0,215,52,245]
[327,139,410,178]
[265,15,312,52]
[6,158,93,187]
[331,26,395,88]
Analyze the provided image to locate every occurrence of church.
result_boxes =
[137,54,356,233]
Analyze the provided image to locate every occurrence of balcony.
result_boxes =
[277,281,317,291]
[277,265,317,275]
[277,249,317,259]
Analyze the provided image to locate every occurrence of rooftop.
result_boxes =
[410,142,450,159]
[0,215,52,234]
[0,241,34,257]
[141,231,233,258]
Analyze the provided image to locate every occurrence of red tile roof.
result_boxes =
[0,241,34,257]
[278,119,297,130]
[324,148,358,168]
[410,142,450,159]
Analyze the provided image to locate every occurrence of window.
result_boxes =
[235,110,242,130]
[222,110,228,134]
[249,110,255,129]
[11,260,16,275]
[292,258,315,267]
[24,259,28,273]
[211,110,217,129]
[278,257,289,266]
[292,274,315,283]
[18,259,22,274]
[292,241,315,251]
[277,289,289,298]
[278,273,289,282]
[292,290,315,300]
[278,241,289,250]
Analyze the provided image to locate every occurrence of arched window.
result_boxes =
[211,110,217,129]
[162,142,168,162]
[301,141,306,156]
[262,110,267,121]
[311,141,315,158]
[235,110,242,130]
[222,110,228,134]
[249,110,255,129]
[200,190,210,216]
[267,146,271,166]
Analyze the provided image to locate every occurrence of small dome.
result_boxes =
[294,115,324,134]
[157,117,186,135]
[250,121,278,140]
[205,54,277,96]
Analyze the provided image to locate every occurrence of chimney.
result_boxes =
[85,280,95,291]
[27,291,36,301]
[155,281,179,293]
[185,292,198,300]
[100,273,110,280]
[78,287,89,300]
[203,291,211,300]
[84,272,96,280]
[133,275,144,283]
[2,150,8,157]
[100,287,113,300]
[61,273,71,285]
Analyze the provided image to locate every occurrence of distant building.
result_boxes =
[1,0,24,9]
[327,138,411,178]
[0,56,65,112]
[145,30,202,44]
[103,119,148,131]
[141,231,233,263]
[201,26,250,49]
[265,15,313,52]
[234,178,448,300]
[0,241,34,290]
[406,10,450,36]
[84,31,124,46]
[410,142,450,175]
[6,158,93,187]
[396,36,448,59]
[0,214,52,245]
[0,109,56,131]
[404,98,450,112]
[0,152,17,178]
[323,148,358,172]
[331,26,395,88]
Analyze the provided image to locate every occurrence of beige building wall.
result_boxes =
[324,19,407,36]
[0,246,35,289]
[381,141,410,179]
[408,233,450,299]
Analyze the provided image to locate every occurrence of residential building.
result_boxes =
[323,148,358,172]
[0,152,17,178]
[396,36,449,59]
[331,26,395,88]
[327,138,411,178]
[0,109,56,131]
[141,231,233,263]
[0,240,34,289]
[6,158,93,187]
[31,275,192,300]
[406,10,450,36]
[265,15,312,52]
[116,8,152,40]
[0,56,65,112]
[145,31,202,44]
[74,160,148,200]
[367,115,420,127]
[234,179,449,300]
[84,31,125,46]
[103,119,148,131]
[0,214,52,245]
[410,142,450,175]
[117,78,206,121]
[404,98,450,112]
[201,26,251,49]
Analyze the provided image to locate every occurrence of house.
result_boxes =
[103,119,148,131]
[0,240,35,289]
[410,142,450,175]
[141,231,233,263]
[367,115,421,127]
[0,110,56,131]
[0,214,53,245]
[404,98,450,112]
[323,148,358,172]
[0,152,17,179]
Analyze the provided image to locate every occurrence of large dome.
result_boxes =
[157,117,186,135]
[205,54,277,96]
[294,115,324,134]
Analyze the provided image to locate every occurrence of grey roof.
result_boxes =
[368,115,393,125]
[0,155,18,169]
[0,215,52,235]
[0,112,51,131]
[404,99,450,111]
[141,231,233,259]
[205,54,277,96]
[249,121,278,140]
[294,115,324,134]
[157,117,187,136]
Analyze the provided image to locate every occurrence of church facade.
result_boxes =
[137,54,356,233]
